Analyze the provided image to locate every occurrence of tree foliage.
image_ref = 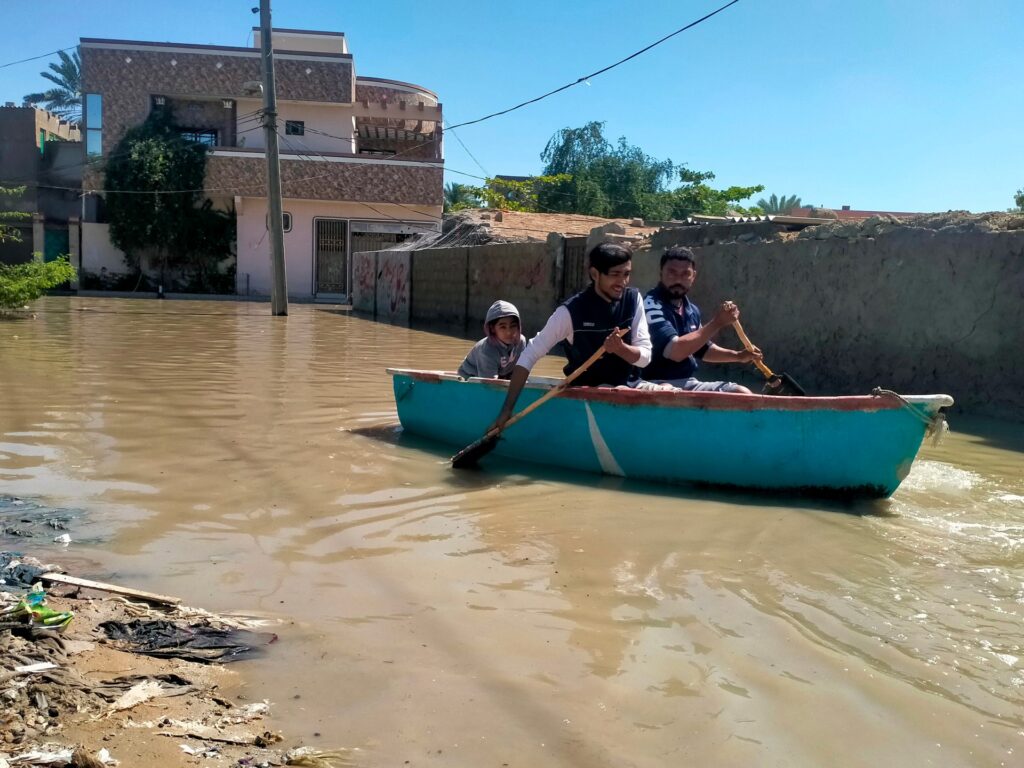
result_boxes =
[533,121,762,220]
[0,185,31,244]
[23,50,82,123]
[1014,189,1024,212]
[104,112,234,289]
[0,257,77,311]
[756,193,802,214]
[444,182,481,212]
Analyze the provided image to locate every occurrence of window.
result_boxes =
[285,120,305,136]
[266,211,292,232]
[39,128,46,154]
[178,129,218,146]
[85,93,102,156]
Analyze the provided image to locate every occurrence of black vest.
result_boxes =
[561,285,639,387]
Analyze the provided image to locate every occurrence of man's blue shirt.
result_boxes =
[643,284,710,381]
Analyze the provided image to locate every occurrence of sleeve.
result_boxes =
[516,306,572,371]
[631,295,652,368]
[457,339,487,378]
[693,305,711,359]
[643,294,677,363]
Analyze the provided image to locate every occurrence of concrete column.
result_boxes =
[68,217,80,290]
[32,213,44,261]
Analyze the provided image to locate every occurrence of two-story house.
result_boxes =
[0,104,81,266]
[79,27,443,299]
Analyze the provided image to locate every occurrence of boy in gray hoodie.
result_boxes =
[458,300,526,379]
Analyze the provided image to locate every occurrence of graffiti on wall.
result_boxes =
[351,253,376,313]
[377,252,410,321]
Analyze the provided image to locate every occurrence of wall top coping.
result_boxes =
[80,38,354,62]
[356,77,438,100]
[249,27,346,37]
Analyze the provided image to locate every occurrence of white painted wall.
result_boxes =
[236,197,439,299]
[236,99,355,154]
[81,223,126,275]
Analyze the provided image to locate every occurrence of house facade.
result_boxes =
[79,28,443,299]
[0,105,81,265]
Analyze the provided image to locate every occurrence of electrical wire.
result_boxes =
[445,0,742,130]
[0,46,78,70]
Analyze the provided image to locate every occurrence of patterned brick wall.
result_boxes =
[81,44,353,154]
[355,83,435,105]
[204,154,443,206]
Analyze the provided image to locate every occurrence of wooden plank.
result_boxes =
[41,573,181,606]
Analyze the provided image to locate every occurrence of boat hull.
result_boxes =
[389,370,952,498]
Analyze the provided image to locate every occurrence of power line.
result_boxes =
[445,0,742,130]
[0,46,77,71]
[443,120,489,178]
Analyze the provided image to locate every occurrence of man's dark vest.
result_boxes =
[561,285,640,387]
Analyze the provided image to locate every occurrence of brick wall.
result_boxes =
[81,44,353,154]
[204,154,442,206]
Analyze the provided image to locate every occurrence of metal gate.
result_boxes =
[315,219,348,294]
[350,231,414,254]
[560,237,588,300]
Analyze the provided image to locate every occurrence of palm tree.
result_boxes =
[23,50,82,123]
[756,193,802,215]
[444,182,482,212]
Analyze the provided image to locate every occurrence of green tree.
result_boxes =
[536,121,762,220]
[755,193,802,214]
[0,258,77,312]
[0,185,31,244]
[104,111,234,289]
[1013,189,1024,212]
[23,50,82,123]
[444,182,482,212]
[476,174,572,212]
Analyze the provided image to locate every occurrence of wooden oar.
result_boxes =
[452,328,628,469]
[733,320,807,396]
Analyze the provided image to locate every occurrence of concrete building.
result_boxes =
[0,105,82,266]
[79,28,443,299]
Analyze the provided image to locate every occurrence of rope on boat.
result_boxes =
[872,387,950,446]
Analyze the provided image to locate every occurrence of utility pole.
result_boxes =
[259,0,288,315]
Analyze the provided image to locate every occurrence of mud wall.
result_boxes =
[635,222,1024,419]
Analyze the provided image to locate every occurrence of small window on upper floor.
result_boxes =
[285,120,305,136]
[178,129,218,146]
[266,211,292,233]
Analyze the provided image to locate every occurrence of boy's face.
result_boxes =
[591,261,632,301]
[492,316,520,344]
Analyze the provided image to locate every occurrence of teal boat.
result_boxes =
[388,369,952,498]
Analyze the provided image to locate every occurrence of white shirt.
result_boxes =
[517,298,652,372]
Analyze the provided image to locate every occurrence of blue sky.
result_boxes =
[2,0,1021,212]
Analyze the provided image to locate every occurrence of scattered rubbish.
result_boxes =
[99,619,276,663]
[1,553,59,592]
[51,535,71,547]
[40,574,180,607]
[0,497,76,542]
[0,586,73,631]
[13,662,58,674]
[284,747,359,767]
[106,680,166,713]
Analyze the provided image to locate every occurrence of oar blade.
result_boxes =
[762,372,807,397]
[451,433,500,469]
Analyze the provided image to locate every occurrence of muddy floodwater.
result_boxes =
[2,297,1022,767]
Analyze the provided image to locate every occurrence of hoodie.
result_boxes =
[457,300,527,379]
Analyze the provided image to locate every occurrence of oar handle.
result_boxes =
[732,319,776,379]
[494,326,629,435]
